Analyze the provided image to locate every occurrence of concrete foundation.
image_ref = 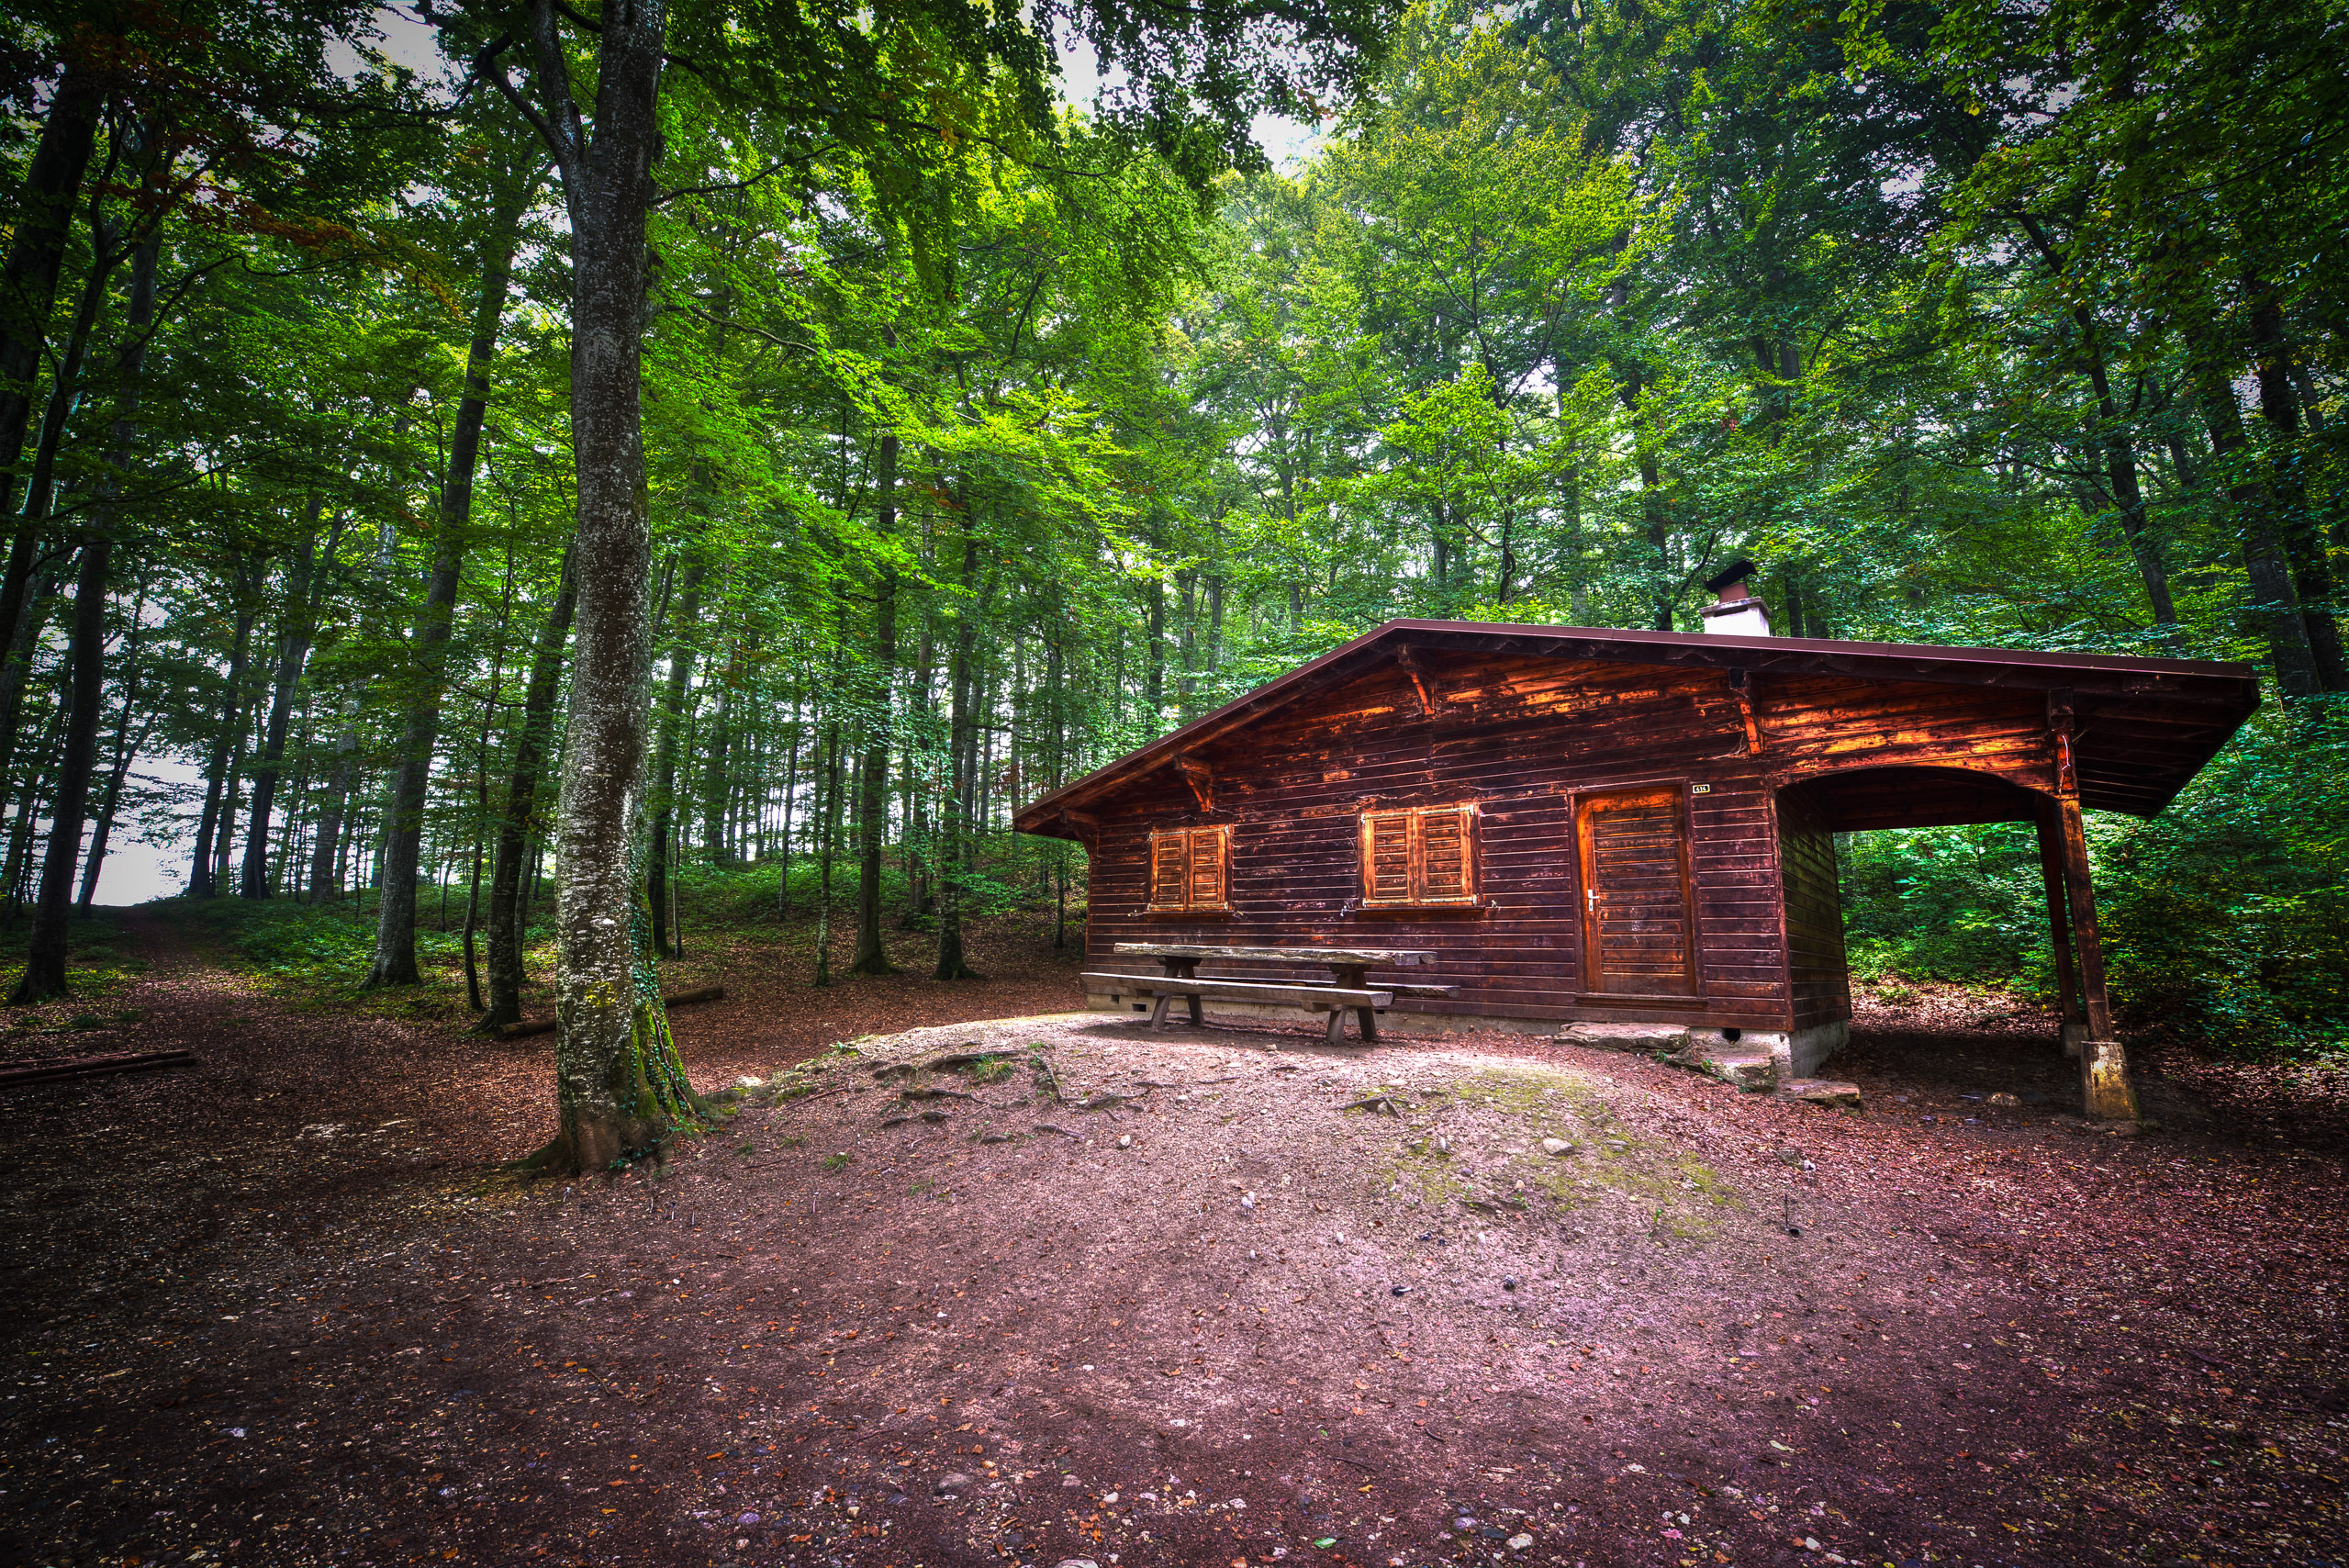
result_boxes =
[2081,1037,2138,1121]
[1082,988,1854,1084]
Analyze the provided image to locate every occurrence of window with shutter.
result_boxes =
[1147,825,1233,913]
[1358,802,1480,907]
[1362,811,1414,902]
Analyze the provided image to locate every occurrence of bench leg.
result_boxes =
[1148,993,1173,1031]
[1187,994,1204,1025]
[1357,1005,1378,1042]
[1325,1007,1347,1047]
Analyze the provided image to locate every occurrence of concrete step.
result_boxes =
[1780,1078,1863,1109]
[1675,1043,1777,1092]
[1554,1022,1691,1053]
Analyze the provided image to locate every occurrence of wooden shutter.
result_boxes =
[1149,830,1190,910]
[1360,803,1477,906]
[1418,805,1475,903]
[1362,811,1414,903]
[1186,826,1229,909]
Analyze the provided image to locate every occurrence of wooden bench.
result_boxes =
[1083,973,1396,1043]
[1089,944,1455,1046]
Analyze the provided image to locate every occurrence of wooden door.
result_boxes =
[1576,785,1698,997]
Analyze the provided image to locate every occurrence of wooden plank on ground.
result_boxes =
[0,1049,196,1088]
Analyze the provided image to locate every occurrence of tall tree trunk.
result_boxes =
[775,703,801,917]
[14,223,159,1002]
[2079,339,2176,629]
[0,55,105,706]
[366,174,534,985]
[495,0,700,1170]
[813,721,840,986]
[0,182,123,794]
[2246,274,2347,689]
[188,571,256,899]
[850,427,900,974]
[3,696,65,918]
[645,552,707,956]
[934,527,985,980]
[486,549,576,1028]
[698,650,733,862]
[0,558,68,812]
[240,500,331,895]
[1144,524,1166,718]
[75,569,150,910]
[306,714,356,903]
[1616,362,1672,630]
[2190,327,2322,699]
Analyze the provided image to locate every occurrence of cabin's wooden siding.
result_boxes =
[1774,783,1852,1032]
[1076,649,2061,1031]
[1755,674,2056,794]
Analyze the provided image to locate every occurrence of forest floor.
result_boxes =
[2,911,2345,1568]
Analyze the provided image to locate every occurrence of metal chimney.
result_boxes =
[1699,559,1772,636]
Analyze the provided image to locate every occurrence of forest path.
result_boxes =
[2,918,2343,1568]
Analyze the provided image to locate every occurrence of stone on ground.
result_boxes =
[1555,1022,1691,1053]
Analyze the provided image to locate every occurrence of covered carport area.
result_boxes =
[1778,697,2233,1123]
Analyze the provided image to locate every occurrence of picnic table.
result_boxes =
[1082,943,1452,1046]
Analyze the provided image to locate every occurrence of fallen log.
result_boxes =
[0,1048,196,1089]
[498,986,727,1040]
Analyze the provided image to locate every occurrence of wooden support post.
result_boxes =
[2055,792,2137,1120]
[1331,964,1377,1042]
[2032,796,2087,1058]
[1158,954,1203,1025]
[1325,1006,1347,1046]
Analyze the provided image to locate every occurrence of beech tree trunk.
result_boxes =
[76,571,151,910]
[0,180,123,792]
[645,553,707,957]
[306,715,356,903]
[0,56,104,722]
[493,0,699,1171]
[187,575,255,900]
[15,227,160,1002]
[850,429,900,974]
[240,501,330,896]
[367,177,533,984]
[2246,276,2346,690]
[2192,341,2321,699]
[486,549,576,1028]
[934,527,984,981]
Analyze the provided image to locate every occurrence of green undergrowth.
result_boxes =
[1370,1065,1738,1240]
[0,910,145,1024]
[156,895,556,1022]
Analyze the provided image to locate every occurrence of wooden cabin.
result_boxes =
[1013,574,2261,1119]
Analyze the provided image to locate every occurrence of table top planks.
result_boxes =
[1113,942,1438,967]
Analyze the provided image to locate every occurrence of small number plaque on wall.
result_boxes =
[1690,783,1712,794]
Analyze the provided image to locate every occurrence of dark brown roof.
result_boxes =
[1013,619,2262,833]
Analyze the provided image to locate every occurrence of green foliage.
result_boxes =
[1839,704,2349,1058]
[2097,705,2349,1058]
[1840,824,2052,993]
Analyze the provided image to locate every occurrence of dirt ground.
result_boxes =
[3,914,2345,1568]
